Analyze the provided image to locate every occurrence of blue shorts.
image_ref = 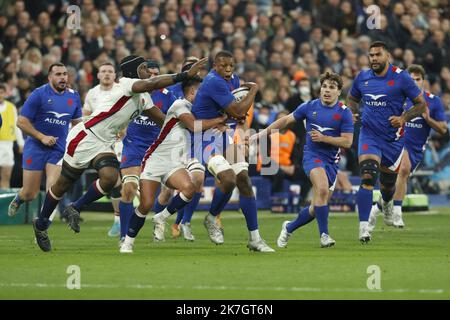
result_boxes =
[303,152,338,190]
[190,129,234,166]
[22,140,63,171]
[120,139,148,169]
[358,127,404,172]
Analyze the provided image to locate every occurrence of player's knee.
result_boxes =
[99,171,119,192]
[360,159,379,189]
[220,173,236,194]
[236,172,253,196]
[316,185,329,200]
[180,181,196,199]
[20,189,39,201]
[139,195,155,214]
[398,164,410,178]
[121,182,137,202]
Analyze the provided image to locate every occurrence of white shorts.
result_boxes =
[140,153,185,185]
[64,123,115,169]
[0,141,14,167]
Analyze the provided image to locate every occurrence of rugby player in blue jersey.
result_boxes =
[369,64,448,230]
[346,42,427,243]
[118,60,176,243]
[191,50,274,252]
[253,72,354,248]
[8,63,82,217]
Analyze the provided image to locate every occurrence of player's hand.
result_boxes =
[310,130,325,142]
[389,116,405,128]
[241,82,258,90]
[187,57,208,78]
[40,135,58,146]
[213,123,228,133]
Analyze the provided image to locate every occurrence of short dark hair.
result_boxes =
[407,64,426,80]
[182,75,202,96]
[0,83,6,91]
[48,62,66,74]
[214,50,233,62]
[320,72,343,90]
[369,41,389,52]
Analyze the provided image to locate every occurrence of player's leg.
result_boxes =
[119,166,140,241]
[64,153,120,232]
[45,162,62,222]
[378,166,399,226]
[8,169,43,217]
[153,168,196,241]
[180,159,206,241]
[33,161,83,251]
[108,177,122,237]
[392,151,412,228]
[120,179,160,253]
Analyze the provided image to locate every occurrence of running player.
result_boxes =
[253,72,354,248]
[83,62,123,237]
[120,76,226,253]
[368,64,447,230]
[191,50,275,252]
[8,63,82,217]
[0,83,24,188]
[32,55,207,252]
[346,41,427,242]
[118,60,176,243]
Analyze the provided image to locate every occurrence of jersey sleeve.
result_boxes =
[20,88,41,121]
[292,102,309,121]
[171,101,191,118]
[400,71,422,101]
[340,108,354,133]
[73,92,83,119]
[430,96,446,122]
[143,93,155,111]
[210,80,235,110]
[349,72,362,100]
[121,77,141,96]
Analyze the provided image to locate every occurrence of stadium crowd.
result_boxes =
[0,0,449,198]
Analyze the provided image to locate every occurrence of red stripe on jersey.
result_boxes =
[67,130,87,157]
[141,118,179,171]
[84,95,132,129]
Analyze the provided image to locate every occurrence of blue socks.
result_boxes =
[357,187,373,222]
[153,200,166,214]
[181,192,201,224]
[73,180,106,211]
[119,201,134,239]
[167,193,191,214]
[287,206,315,233]
[175,209,184,224]
[209,188,232,216]
[36,190,61,231]
[239,195,258,231]
[127,209,146,238]
[394,200,402,207]
[314,205,329,235]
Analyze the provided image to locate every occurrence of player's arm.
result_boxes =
[346,93,361,122]
[422,100,448,135]
[131,58,207,94]
[16,115,57,147]
[223,82,259,119]
[71,118,83,127]
[179,112,227,132]
[142,106,165,127]
[390,94,427,128]
[310,131,353,149]
[252,113,297,141]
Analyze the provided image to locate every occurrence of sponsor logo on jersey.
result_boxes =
[405,116,424,128]
[311,123,334,133]
[133,115,156,126]
[44,111,70,125]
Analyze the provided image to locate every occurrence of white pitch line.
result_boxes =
[0,282,445,294]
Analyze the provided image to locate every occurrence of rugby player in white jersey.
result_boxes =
[32,55,207,252]
[120,76,227,253]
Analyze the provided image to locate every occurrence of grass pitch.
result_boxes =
[0,208,449,300]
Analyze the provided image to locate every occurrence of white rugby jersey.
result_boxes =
[141,98,192,165]
[82,77,155,142]
[83,82,121,114]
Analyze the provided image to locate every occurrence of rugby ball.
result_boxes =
[232,87,250,102]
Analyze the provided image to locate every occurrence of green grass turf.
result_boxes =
[0,208,449,300]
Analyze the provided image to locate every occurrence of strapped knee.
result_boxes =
[122,174,139,186]
[360,159,379,187]
[94,155,120,171]
[380,171,397,189]
[61,163,82,183]
[207,155,232,178]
